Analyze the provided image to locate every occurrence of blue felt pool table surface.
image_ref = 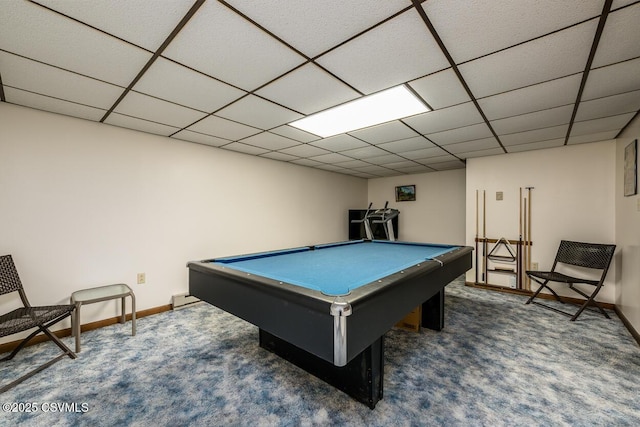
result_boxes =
[212,240,459,296]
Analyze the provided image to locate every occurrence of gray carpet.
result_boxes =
[2,278,639,426]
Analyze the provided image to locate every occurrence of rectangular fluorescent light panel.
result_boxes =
[289,85,430,138]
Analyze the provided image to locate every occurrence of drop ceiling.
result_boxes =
[1,0,639,178]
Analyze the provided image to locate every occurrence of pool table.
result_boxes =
[187,239,472,408]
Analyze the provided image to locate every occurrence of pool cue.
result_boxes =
[482,190,487,283]
[475,190,479,284]
[518,187,523,289]
[526,187,534,291]
[524,197,529,291]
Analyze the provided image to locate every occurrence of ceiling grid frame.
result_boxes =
[0,0,638,177]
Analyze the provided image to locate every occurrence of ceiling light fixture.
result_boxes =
[289,85,430,138]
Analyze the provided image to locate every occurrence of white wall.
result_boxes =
[465,141,617,302]
[616,113,640,333]
[0,103,367,342]
[367,169,466,245]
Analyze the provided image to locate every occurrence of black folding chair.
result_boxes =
[1,254,77,393]
[525,240,615,321]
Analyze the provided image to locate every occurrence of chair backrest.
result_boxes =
[555,240,616,271]
[0,254,24,296]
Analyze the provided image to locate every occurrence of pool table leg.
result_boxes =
[421,289,445,331]
[258,329,384,409]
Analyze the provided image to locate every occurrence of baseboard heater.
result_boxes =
[172,293,201,310]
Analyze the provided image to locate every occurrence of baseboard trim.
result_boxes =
[464,281,615,310]
[465,281,534,298]
[0,304,172,355]
[465,281,640,347]
[615,306,640,347]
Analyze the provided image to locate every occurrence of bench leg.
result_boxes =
[74,303,82,353]
[131,293,136,336]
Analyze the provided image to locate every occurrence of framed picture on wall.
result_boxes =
[624,139,637,197]
[395,185,416,202]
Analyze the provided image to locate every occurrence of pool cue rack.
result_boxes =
[474,237,531,290]
[473,187,534,291]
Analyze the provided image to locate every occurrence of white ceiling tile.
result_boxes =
[570,113,636,136]
[0,51,123,109]
[426,123,493,146]
[380,160,420,170]
[114,91,205,128]
[341,170,378,178]
[500,125,568,146]
[4,87,106,122]
[408,68,471,109]
[171,130,230,147]
[256,63,360,114]
[366,154,408,165]
[592,3,640,68]
[506,139,565,152]
[290,158,323,167]
[260,152,300,162]
[478,74,582,120]
[352,164,396,174]
[226,0,411,58]
[270,125,319,143]
[401,146,449,160]
[376,136,434,153]
[37,0,195,51]
[507,138,565,153]
[314,163,350,172]
[393,165,435,174]
[424,0,603,63]
[403,102,484,135]
[187,115,261,141]
[421,155,464,170]
[222,142,270,156]
[240,132,300,151]
[334,159,372,169]
[279,144,330,158]
[419,155,461,165]
[105,112,180,136]
[372,169,408,177]
[459,20,598,98]
[446,137,503,154]
[612,0,638,10]
[567,130,619,144]
[339,146,388,159]
[456,148,506,159]
[309,134,369,151]
[309,152,354,163]
[583,57,640,100]
[133,57,245,113]
[575,90,640,121]
[216,95,303,130]
[162,1,305,91]
[349,120,419,144]
[316,9,450,94]
[491,105,574,135]
[0,0,152,86]
[431,161,466,171]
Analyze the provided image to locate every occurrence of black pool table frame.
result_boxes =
[188,241,472,408]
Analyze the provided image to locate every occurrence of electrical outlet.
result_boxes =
[137,273,146,284]
[532,262,539,271]
[496,191,503,201]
